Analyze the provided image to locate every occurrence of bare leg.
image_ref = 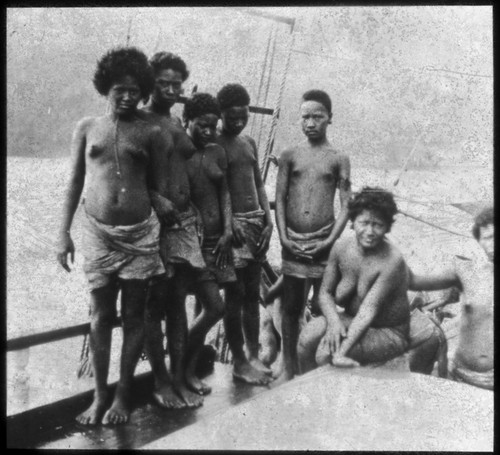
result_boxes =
[185,279,224,395]
[241,263,272,375]
[103,278,149,425]
[259,302,279,368]
[276,275,307,383]
[144,275,186,409]
[224,274,272,385]
[76,281,119,425]
[298,316,327,374]
[166,265,203,408]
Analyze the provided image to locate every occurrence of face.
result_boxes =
[353,210,389,251]
[108,75,142,116]
[478,224,494,261]
[188,113,219,147]
[152,68,184,107]
[300,100,332,141]
[221,106,249,136]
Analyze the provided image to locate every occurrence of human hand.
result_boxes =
[256,224,273,257]
[154,195,180,226]
[282,239,312,260]
[232,221,246,247]
[214,232,233,268]
[324,319,346,354]
[57,232,75,272]
[302,239,332,258]
[331,353,360,368]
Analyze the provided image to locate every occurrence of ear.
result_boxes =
[328,113,333,124]
[180,87,185,95]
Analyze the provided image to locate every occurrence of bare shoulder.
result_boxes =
[278,146,298,164]
[76,116,97,131]
[384,243,408,274]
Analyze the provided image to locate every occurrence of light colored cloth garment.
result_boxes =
[159,205,207,276]
[448,357,494,391]
[82,210,165,291]
[232,209,266,268]
[281,222,334,279]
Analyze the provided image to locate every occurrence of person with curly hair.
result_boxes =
[409,206,494,390]
[56,47,170,425]
[180,93,235,394]
[139,51,205,409]
[298,187,411,372]
[275,89,352,382]
[216,83,274,385]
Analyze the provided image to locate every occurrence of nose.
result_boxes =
[166,85,174,94]
[122,91,131,101]
[305,119,315,128]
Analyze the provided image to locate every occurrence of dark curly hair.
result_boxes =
[472,206,494,240]
[302,89,332,114]
[149,51,190,81]
[93,47,154,98]
[217,83,251,111]
[348,187,398,231]
[183,92,221,121]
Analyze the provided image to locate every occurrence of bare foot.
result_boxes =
[249,356,273,375]
[332,354,360,368]
[232,360,273,385]
[186,372,212,395]
[102,386,131,425]
[153,383,187,409]
[271,353,284,379]
[76,392,108,425]
[174,382,204,408]
[272,369,295,387]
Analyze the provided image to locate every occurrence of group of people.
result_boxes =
[57,46,493,427]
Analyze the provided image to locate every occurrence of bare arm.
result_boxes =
[318,244,347,352]
[148,128,180,225]
[56,118,89,271]
[338,259,405,358]
[249,137,273,256]
[325,154,351,246]
[408,266,461,291]
[275,149,308,258]
[214,147,233,267]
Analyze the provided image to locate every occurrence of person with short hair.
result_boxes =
[216,83,274,385]
[140,51,204,409]
[183,92,235,394]
[409,206,494,390]
[275,89,352,382]
[298,187,411,372]
[57,47,169,425]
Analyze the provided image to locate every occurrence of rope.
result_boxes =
[256,25,278,150]
[261,20,296,182]
[397,209,469,238]
[250,24,274,139]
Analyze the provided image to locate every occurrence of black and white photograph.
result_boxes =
[6,5,493,450]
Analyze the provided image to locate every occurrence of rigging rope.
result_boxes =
[261,20,296,182]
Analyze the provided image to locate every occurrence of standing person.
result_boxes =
[183,93,235,394]
[216,83,274,385]
[140,52,204,408]
[275,89,351,382]
[298,187,410,372]
[409,206,494,390]
[56,47,168,425]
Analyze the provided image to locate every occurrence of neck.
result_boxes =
[356,240,385,257]
[109,111,136,122]
[307,136,329,147]
[151,99,173,116]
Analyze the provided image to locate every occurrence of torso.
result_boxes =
[139,107,195,212]
[454,258,493,371]
[334,237,410,328]
[283,142,343,233]
[217,133,260,213]
[83,115,156,225]
[187,143,226,237]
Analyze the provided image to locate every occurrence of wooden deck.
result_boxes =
[7,362,494,450]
